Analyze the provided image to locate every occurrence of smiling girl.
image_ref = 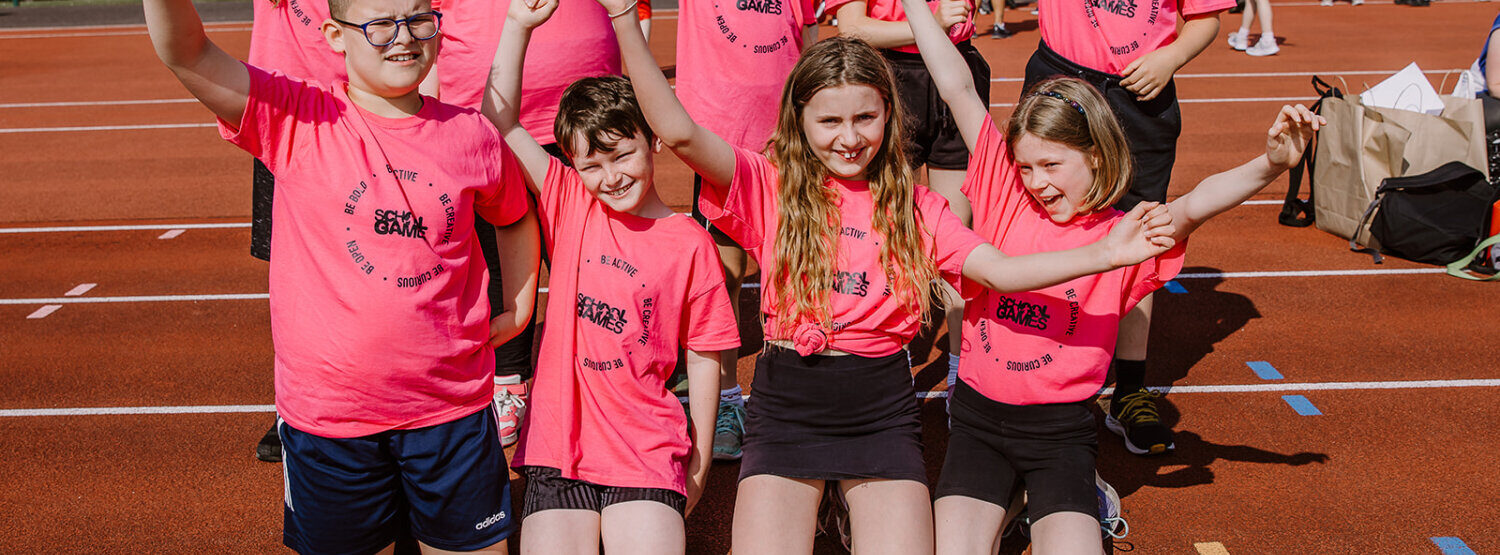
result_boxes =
[900,0,1322,552]
[595,4,1182,549]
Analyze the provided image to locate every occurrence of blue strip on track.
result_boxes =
[1163,280,1187,293]
[1247,361,1284,380]
[1430,537,1476,555]
[1281,395,1322,415]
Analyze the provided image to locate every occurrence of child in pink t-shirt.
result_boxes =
[675,0,818,462]
[904,5,1322,552]
[146,0,541,552]
[601,1,1179,546]
[481,1,738,552]
[1027,0,1234,457]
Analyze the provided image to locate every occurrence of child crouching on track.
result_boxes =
[481,1,740,553]
[144,0,542,552]
[599,4,1180,549]
[902,2,1322,552]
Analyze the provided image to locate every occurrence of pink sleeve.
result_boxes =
[681,239,742,353]
[824,0,859,16]
[475,133,529,228]
[696,147,778,251]
[217,63,323,173]
[535,157,577,251]
[959,113,1024,212]
[1181,0,1236,16]
[917,187,988,290]
[797,0,817,25]
[1122,237,1188,313]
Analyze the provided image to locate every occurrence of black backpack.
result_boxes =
[1352,161,1500,266]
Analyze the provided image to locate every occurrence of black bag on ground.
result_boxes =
[1353,161,1500,265]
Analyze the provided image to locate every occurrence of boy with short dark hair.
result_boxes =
[481,0,739,552]
[143,0,540,551]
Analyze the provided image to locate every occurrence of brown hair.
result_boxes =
[1007,78,1132,213]
[765,36,940,336]
[554,76,656,159]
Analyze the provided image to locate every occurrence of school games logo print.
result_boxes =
[373,209,428,240]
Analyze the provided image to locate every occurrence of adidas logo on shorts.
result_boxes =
[475,511,507,530]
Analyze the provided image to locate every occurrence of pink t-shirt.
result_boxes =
[247,0,346,86]
[825,0,975,54]
[958,115,1185,405]
[699,148,986,357]
[1038,0,1235,75]
[432,0,621,143]
[219,65,529,438]
[676,0,813,150]
[513,159,740,493]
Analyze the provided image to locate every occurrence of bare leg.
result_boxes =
[520,510,601,555]
[600,500,686,555]
[934,495,1006,555]
[842,479,934,555]
[1028,511,1104,555]
[731,475,824,555]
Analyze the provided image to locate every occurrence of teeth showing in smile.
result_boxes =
[838,148,860,161]
[603,182,632,198]
[388,54,417,62]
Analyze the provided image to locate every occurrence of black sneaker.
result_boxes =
[1105,390,1175,456]
[991,23,1013,39]
[978,0,994,14]
[256,422,283,463]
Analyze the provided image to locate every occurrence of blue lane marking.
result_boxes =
[1282,395,1322,416]
[1163,280,1187,294]
[1247,361,1285,380]
[1430,537,1476,555]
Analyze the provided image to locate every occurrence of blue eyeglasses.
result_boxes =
[332,11,443,47]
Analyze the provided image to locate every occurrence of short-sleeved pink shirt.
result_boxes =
[958,115,1185,405]
[219,65,529,438]
[513,159,740,493]
[825,0,975,54]
[676,0,814,150]
[1038,0,1235,74]
[698,148,987,357]
[432,0,621,143]
[247,0,346,85]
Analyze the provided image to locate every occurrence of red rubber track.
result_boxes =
[2,2,1499,553]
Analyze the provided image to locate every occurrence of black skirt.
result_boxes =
[739,346,926,484]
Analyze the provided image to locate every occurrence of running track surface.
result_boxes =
[2,2,1498,553]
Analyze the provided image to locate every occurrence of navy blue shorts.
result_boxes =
[279,405,517,555]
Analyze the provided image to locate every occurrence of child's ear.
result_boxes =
[652,137,663,153]
[322,19,348,54]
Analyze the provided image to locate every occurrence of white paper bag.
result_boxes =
[1360,62,1445,115]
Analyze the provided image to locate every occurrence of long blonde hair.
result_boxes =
[1008,78,1133,213]
[765,36,940,336]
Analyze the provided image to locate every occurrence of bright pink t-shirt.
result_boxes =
[676,0,813,150]
[513,159,740,493]
[958,115,1185,405]
[825,0,975,54]
[219,65,529,438]
[432,0,621,144]
[1038,0,1235,74]
[247,0,346,86]
[699,148,986,357]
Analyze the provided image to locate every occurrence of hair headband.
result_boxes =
[1032,91,1087,117]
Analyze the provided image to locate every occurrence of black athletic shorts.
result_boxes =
[935,380,1098,522]
[1022,40,1181,210]
[883,41,992,171]
[521,466,687,517]
[251,158,274,261]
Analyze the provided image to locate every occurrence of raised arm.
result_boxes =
[836,0,967,50]
[1165,104,1323,240]
[144,0,250,125]
[596,0,737,186]
[900,0,987,151]
[489,208,541,348]
[482,0,560,194]
[962,202,1177,292]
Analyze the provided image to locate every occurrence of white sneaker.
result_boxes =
[1320,0,1333,5]
[1351,0,1363,5]
[1227,30,1249,51]
[1246,36,1280,57]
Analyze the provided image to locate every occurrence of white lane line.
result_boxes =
[0,223,250,234]
[0,294,269,305]
[1242,200,1283,205]
[912,378,1500,399]
[990,96,1315,108]
[0,26,251,39]
[0,22,252,32]
[1177,268,1445,279]
[158,229,187,240]
[0,99,198,109]
[64,283,97,297]
[26,305,62,319]
[14,378,1498,417]
[0,404,276,417]
[991,68,1466,83]
[0,123,217,134]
